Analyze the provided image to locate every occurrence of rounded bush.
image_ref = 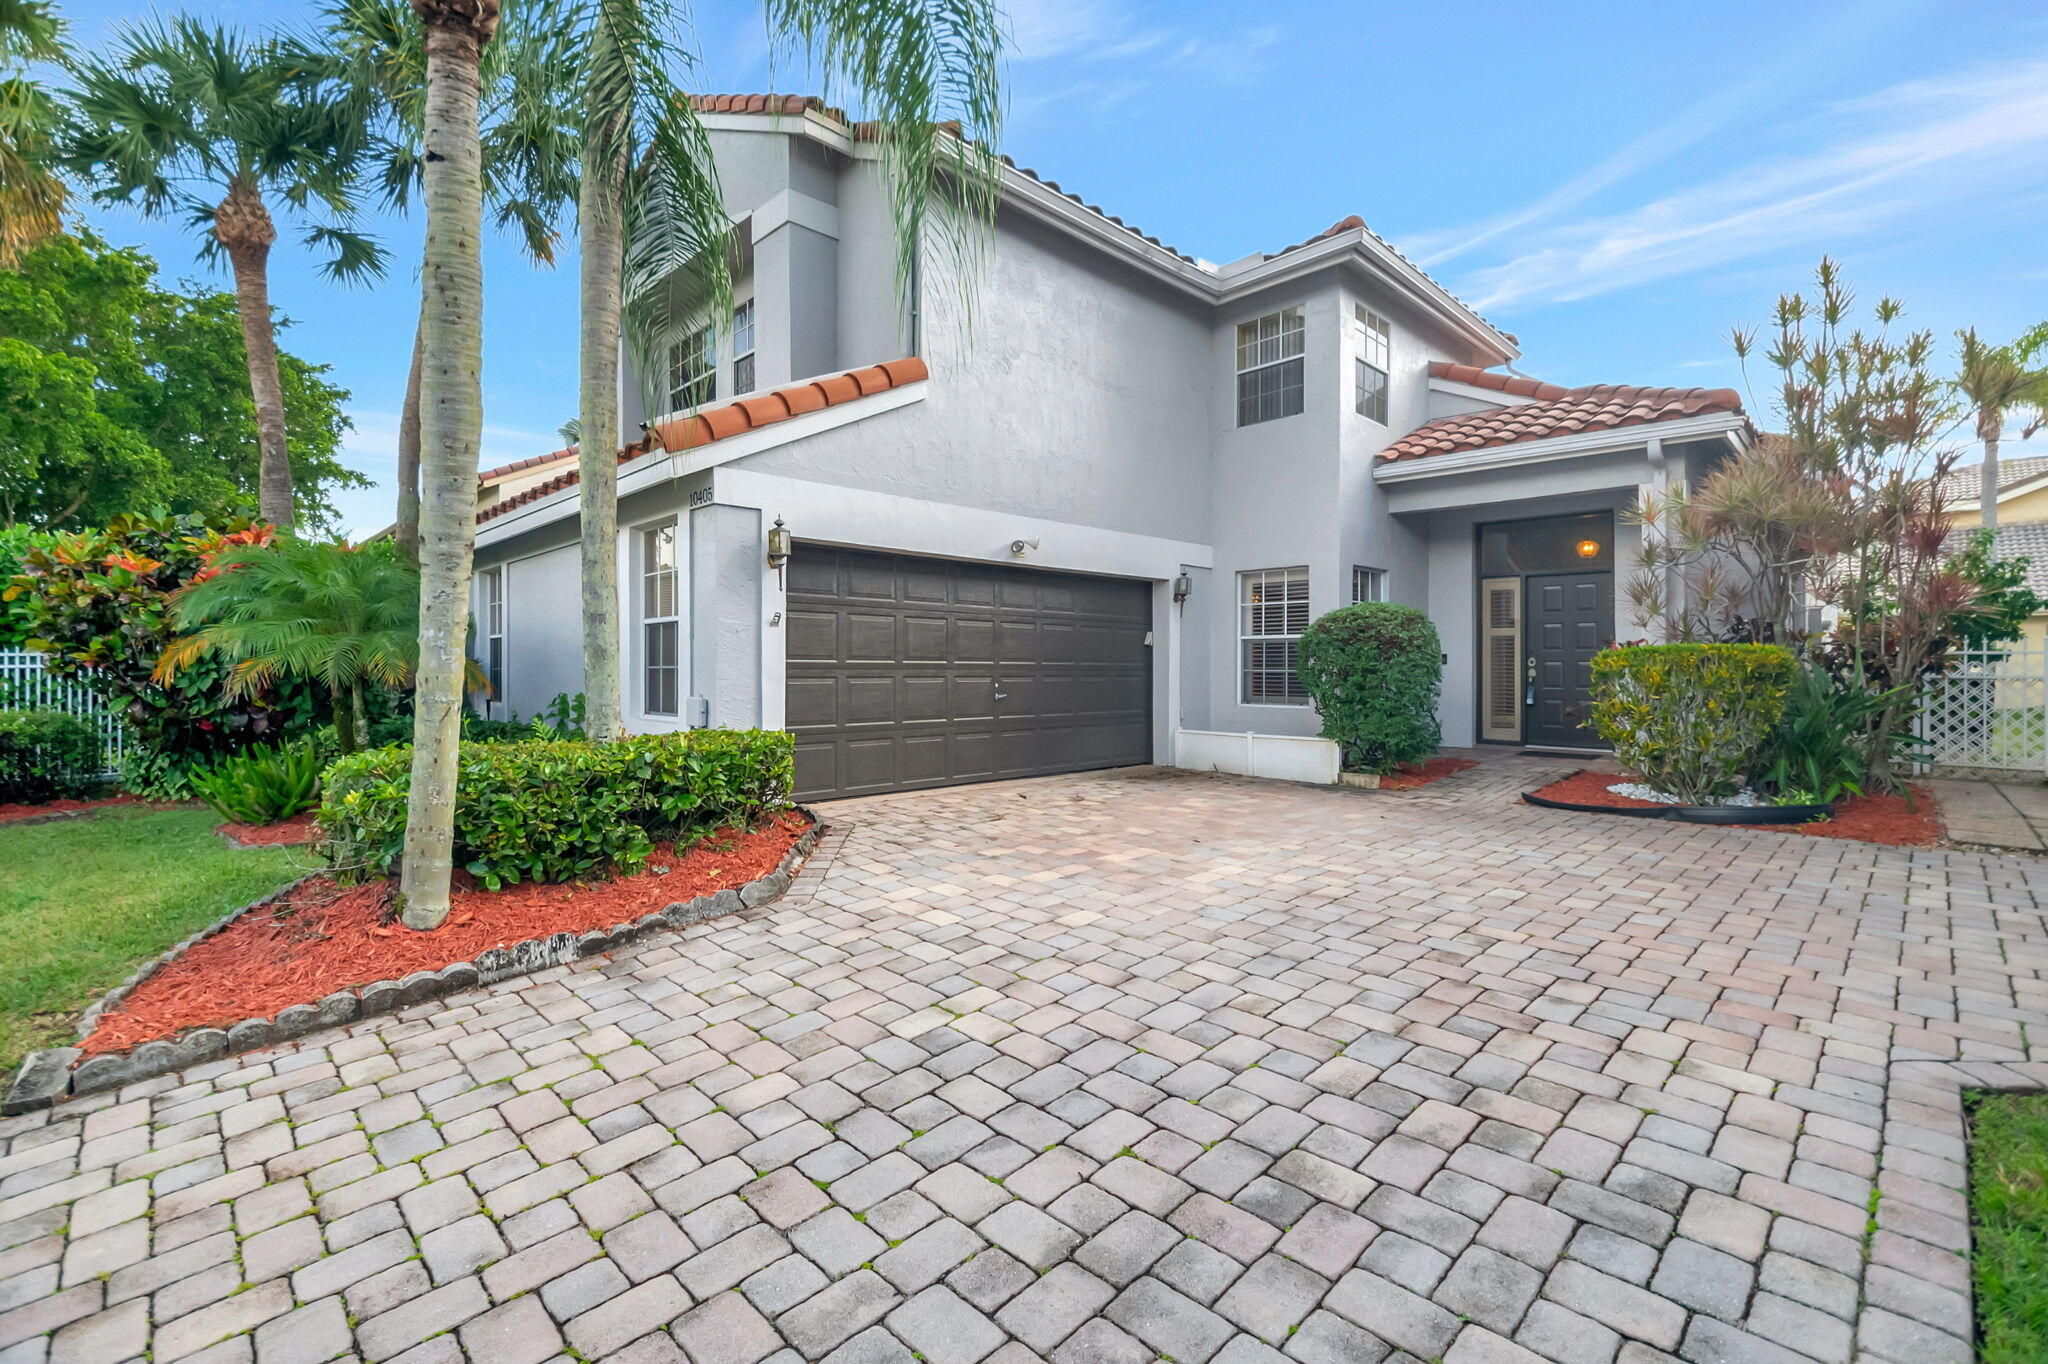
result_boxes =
[1590,643,1796,804]
[1298,603,1444,774]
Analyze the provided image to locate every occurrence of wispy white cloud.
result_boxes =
[1441,53,2048,311]
[1002,0,1280,119]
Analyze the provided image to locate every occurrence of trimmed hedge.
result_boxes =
[1590,643,1797,804]
[0,709,105,803]
[319,728,793,889]
[1298,603,1444,774]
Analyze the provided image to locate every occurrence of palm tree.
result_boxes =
[0,0,66,267]
[63,17,387,529]
[570,0,1005,740]
[157,539,456,753]
[1957,329,2048,530]
[326,0,580,562]
[400,0,496,929]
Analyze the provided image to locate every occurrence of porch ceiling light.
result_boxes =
[1575,538,1601,559]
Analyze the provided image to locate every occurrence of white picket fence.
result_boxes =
[0,648,127,773]
[1916,642,2048,775]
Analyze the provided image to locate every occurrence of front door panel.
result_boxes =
[1524,571,1612,748]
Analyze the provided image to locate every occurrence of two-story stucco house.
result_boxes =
[469,94,1755,801]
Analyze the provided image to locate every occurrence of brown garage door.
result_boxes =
[785,546,1153,800]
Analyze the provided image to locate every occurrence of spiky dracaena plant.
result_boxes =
[569,0,1005,741]
[325,0,582,562]
[156,539,477,754]
[63,18,388,528]
[0,0,67,267]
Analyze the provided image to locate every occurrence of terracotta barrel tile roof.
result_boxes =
[478,447,576,484]
[1381,365,1745,462]
[477,357,929,524]
[689,93,840,118]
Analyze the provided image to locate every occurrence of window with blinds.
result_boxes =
[1351,566,1387,604]
[479,567,505,704]
[1482,576,1522,742]
[642,524,680,716]
[1236,308,1305,426]
[1241,566,1311,704]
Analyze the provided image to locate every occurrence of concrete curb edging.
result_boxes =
[3,810,824,1116]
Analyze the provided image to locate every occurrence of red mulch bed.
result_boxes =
[83,809,813,1055]
[1379,757,1480,791]
[0,794,136,826]
[217,811,321,847]
[1529,769,1943,847]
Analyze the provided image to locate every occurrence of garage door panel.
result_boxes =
[787,545,1151,800]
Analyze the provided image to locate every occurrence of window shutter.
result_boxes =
[1482,577,1522,742]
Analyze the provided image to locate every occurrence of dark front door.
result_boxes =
[785,547,1153,800]
[1524,571,1612,748]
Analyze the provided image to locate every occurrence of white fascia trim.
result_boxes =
[474,382,928,546]
[1372,413,1749,483]
[1947,472,2048,513]
[1426,377,1537,408]
[753,188,839,241]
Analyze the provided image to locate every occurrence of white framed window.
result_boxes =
[1355,305,1390,423]
[1236,308,1305,426]
[1351,566,1387,604]
[1240,567,1311,704]
[669,323,715,410]
[641,523,680,716]
[479,566,505,704]
[731,299,756,396]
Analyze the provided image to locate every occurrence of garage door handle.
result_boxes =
[994,692,1008,700]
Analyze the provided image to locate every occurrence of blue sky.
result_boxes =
[54,0,2048,536]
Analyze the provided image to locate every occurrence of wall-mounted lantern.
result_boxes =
[766,516,792,587]
[1575,538,1602,560]
[1172,573,1192,616]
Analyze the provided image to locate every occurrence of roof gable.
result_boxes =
[1380,364,1745,461]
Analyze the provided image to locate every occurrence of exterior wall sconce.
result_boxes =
[1575,538,1602,560]
[766,517,792,587]
[1172,573,1192,615]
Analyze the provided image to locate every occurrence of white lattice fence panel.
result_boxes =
[0,649,127,773]
[1918,644,2048,773]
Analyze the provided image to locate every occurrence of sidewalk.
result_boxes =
[1928,775,2048,851]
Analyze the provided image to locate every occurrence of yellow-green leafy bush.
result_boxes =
[1590,643,1796,803]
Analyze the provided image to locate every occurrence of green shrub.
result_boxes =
[320,728,795,889]
[189,740,323,824]
[1297,603,1443,774]
[1590,643,1797,803]
[0,709,105,803]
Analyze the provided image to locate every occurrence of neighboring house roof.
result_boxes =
[475,358,929,525]
[1944,519,2048,600]
[1935,454,2048,506]
[1379,364,1746,461]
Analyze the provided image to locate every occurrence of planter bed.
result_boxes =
[1526,769,1941,846]
[0,793,138,827]
[3,808,821,1114]
[1380,757,1479,791]
[216,810,321,847]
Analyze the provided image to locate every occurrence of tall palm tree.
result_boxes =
[64,18,387,529]
[1957,328,2048,530]
[400,0,496,930]
[326,0,580,561]
[0,0,66,267]
[570,0,1005,741]
[157,539,457,753]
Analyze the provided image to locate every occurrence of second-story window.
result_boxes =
[732,300,756,396]
[669,323,715,410]
[1355,306,1390,423]
[1236,307,1304,426]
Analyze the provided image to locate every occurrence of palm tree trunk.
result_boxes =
[215,178,293,529]
[351,681,370,752]
[400,1,495,931]
[333,683,360,754]
[1981,418,2003,530]
[396,285,426,564]
[578,114,626,743]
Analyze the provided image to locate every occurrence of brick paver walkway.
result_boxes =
[4,763,2045,1364]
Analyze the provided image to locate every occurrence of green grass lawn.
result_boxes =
[1971,1091,2048,1362]
[0,804,300,1075]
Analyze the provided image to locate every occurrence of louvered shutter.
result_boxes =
[1482,577,1522,742]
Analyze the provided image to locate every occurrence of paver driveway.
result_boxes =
[4,762,2046,1364]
